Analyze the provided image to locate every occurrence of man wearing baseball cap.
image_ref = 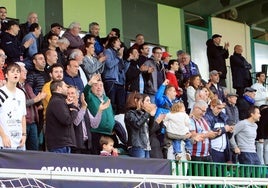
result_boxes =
[161,51,171,69]
[209,70,225,102]
[206,34,229,87]
[237,87,256,120]
[225,93,239,126]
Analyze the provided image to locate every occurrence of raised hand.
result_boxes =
[163,79,169,86]
[98,99,111,112]
[224,42,230,50]
[35,92,47,103]
[80,93,88,109]
[155,113,166,124]
[23,38,34,48]
[143,103,157,116]
[98,55,106,63]
[88,74,101,86]
[118,47,124,58]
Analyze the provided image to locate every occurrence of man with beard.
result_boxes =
[41,64,64,120]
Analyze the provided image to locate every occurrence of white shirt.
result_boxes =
[79,66,88,86]
[0,86,26,149]
[164,112,190,135]
[251,83,268,106]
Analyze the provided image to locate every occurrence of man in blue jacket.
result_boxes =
[204,98,234,163]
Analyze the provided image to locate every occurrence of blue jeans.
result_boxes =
[238,152,261,165]
[128,147,150,158]
[49,146,71,153]
[238,152,262,177]
[210,148,227,163]
[26,123,38,150]
[173,139,192,154]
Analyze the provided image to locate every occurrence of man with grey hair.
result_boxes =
[62,22,84,56]
[189,100,218,163]
[69,49,88,86]
[18,12,43,51]
[17,62,46,150]
[88,22,103,55]
[57,37,70,65]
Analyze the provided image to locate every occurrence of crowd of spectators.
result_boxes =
[0,7,266,166]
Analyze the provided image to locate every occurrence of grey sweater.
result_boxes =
[230,119,257,153]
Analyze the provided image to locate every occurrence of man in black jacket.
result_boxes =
[45,80,77,153]
[0,20,32,64]
[206,34,229,87]
[230,45,252,97]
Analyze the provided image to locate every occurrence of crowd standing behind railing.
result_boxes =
[0,7,267,168]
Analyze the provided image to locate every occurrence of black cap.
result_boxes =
[212,34,222,39]
[6,20,19,29]
[244,87,257,93]
[50,23,63,29]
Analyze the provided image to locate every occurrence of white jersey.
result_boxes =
[0,86,26,149]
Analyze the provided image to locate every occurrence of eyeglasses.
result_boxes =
[0,54,7,59]
[197,107,207,113]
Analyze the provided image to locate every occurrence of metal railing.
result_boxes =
[173,160,267,188]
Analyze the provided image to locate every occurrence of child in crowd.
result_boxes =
[164,102,192,160]
[99,136,118,157]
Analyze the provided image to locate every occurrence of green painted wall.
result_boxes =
[122,0,159,47]
[105,0,123,39]
[1,0,16,19]
[16,0,45,30]
[157,4,183,57]
[62,0,106,35]
[45,0,63,33]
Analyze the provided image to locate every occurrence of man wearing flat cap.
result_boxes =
[206,34,229,87]
[225,93,239,126]
[237,87,256,120]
